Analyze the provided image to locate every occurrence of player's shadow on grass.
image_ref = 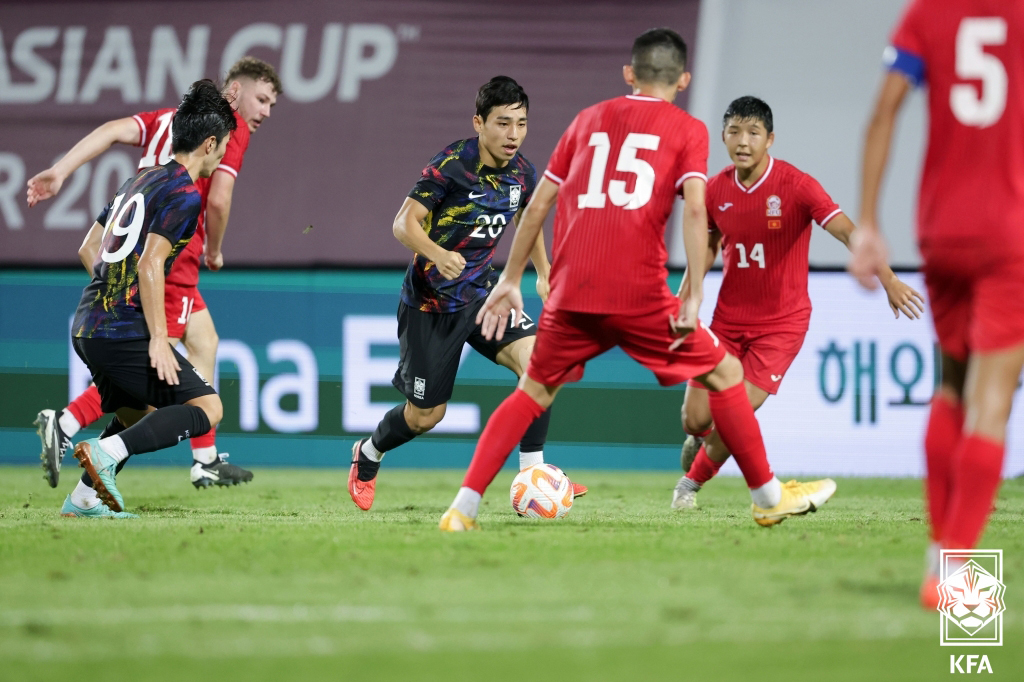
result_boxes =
[834,577,918,599]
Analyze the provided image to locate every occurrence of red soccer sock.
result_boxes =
[923,395,964,541]
[191,426,217,450]
[942,434,1004,550]
[687,445,724,486]
[708,383,773,489]
[67,384,104,427]
[462,389,546,494]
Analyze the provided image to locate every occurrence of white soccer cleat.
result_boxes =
[671,479,698,510]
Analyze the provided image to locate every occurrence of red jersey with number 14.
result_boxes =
[131,107,250,286]
[708,157,841,329]
[889,0,1024,254]
[543,95,709,314]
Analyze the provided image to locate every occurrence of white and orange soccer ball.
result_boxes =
[509,464,573,519]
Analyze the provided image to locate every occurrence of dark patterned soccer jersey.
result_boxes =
[401,137,537,313]
[72,160,201,339]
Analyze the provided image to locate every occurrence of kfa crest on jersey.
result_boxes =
[510,184,522,209]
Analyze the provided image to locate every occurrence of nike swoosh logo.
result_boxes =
[469,191,486,199]
[771,374,783,381]
[719,203,732,211]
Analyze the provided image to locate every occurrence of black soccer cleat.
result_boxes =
[190,453,254,489]
[36,409,72,488]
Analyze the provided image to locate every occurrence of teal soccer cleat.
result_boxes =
[60,495,137,519]
[72,438,124,512]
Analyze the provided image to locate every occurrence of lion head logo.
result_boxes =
[938,561,1006,635]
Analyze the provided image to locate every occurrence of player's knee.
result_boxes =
[406,403,445,433]
[191,395,223,429]
[704,353,743,391]
[682,408,711,436]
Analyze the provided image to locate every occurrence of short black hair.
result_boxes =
[475,76,529,122]
[171,79,237,154]
[723,96,774,134]
[631,28,688,85]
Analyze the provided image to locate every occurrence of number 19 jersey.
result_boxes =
[543,95,709,314]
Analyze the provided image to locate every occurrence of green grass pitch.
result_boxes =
[1,466,1021,682]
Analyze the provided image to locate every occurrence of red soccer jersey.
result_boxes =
[543,95,709,314]
[132,108,249,286]
[889,0,1024,254]
[707,157,841,329]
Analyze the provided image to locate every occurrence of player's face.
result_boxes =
[199,132,231,178]
[473,104,528,167]
[723,117,774,171]
[231,78,278,133]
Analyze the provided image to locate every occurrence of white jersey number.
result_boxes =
[470,213,507,239]
[578,132,660,210]
[735,242,765,269]
[100,192,146,263]
[138,111,174,168]
[951,17,1008,128]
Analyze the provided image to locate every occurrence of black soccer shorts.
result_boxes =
[392,297,536,408]
[72,336,217,413]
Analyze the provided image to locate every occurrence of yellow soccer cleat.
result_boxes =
[751,478,837,527]
[439,508,480,532]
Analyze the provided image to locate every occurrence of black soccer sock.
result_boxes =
[118,405,212,456]
[81,417,131,488]
[370,404,418,452]
[519,407,552,453]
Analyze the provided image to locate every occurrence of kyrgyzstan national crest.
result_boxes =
[938,549,1005,646]
[510,185,522,209]
[766,195,782,217]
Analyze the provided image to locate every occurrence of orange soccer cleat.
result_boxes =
[347,439,378,511]
[571,482,588,498]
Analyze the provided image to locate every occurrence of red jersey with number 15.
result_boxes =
[131,107,250,286]
[542,95,709,314]
[708,157,841,330]
[889,0,1024,254]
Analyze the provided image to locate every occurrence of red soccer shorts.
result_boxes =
[165,285,206,339]
[921,244,1024,361]
[166,229,203,288]
[526,296,726,387]
[686,323,806,395]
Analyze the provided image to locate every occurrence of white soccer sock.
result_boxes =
[70,479,100,509]
[361,439,384,462]
[452,487,481,519]
[750,476,782,509]
[58,409,82,438]
[98,435,129,463]
[192,445,218,465]
[519,450,543,470]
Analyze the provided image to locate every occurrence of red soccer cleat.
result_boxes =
[920,574,940,611]
[571,481,588,499]
[347,439,377,511]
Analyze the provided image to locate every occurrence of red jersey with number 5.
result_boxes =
[542,95,709,314]
[707,157,840,329]
[889,0,1024,253]
[131,107,250,285]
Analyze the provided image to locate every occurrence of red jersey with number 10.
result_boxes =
[543,95,709,314]
[889,0,1024,254]
[707,157,840,329]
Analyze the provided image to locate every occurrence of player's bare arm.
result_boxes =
[826,212,924,319]
[850,71,912,289]
[26,117,141,208]
[478,177,559,341]
[525,214,551,302]
[203,171,234,271]
[78,222,105,273]
[392,197,466,280]
[677,229,721,308]
[670,177,709,345]
[138,233,181,386]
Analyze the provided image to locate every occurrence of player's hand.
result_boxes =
[434,249,466,280]
[883,276,925,319]
[535,274,550,303]
[848,227,888,291]
[205,247,224,271]
[26,168,65,207]
[668,296,701,350]
[149,338,181,386]
[476,277,524,342]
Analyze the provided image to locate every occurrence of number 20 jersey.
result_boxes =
[72,160,201,339]
[542,95,708,315]
[889,0,1024,254]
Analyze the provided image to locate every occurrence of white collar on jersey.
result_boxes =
[625,94,663,102]
[733,155,774,194]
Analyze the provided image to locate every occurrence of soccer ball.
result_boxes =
[509,464,573,519]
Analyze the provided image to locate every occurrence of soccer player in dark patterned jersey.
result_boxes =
[439,29,837,531]
[347,77,586,511]
[57,80,236,517]
[850,0,1024,609]
[28,58,280,491]
[669,97,924,510]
